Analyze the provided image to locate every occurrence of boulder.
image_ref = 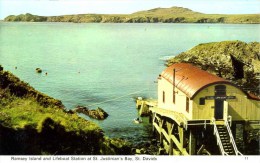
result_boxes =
[0,65,3,71]
[74,106,109,120]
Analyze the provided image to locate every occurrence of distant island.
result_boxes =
[4,7,260,23]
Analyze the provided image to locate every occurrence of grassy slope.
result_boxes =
[0,94,99,134]
[4,7,260,23]
[0,68,130,155]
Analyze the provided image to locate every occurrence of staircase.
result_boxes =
[213,117,243,155]
[216,125,235,155]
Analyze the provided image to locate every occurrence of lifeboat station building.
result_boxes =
[139,63,260,155]
[158,63,259,122]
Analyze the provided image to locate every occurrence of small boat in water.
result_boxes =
[134,117,142,124]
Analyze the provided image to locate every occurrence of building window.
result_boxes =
[163,91,165,103]
[199,98,205,105]
[173,91,175,103]
[186,97,189,113]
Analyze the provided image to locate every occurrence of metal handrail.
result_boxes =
[212,118,228,155]
[224,117,243,155]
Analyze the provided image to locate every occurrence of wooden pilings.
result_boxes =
[189,130,196,155]
[152,112,189,155]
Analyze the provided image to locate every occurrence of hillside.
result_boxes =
[4,7,260,23]
[167,41,260,96]
[0,66,131,155]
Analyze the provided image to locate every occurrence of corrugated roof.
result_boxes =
[161,63,233,99]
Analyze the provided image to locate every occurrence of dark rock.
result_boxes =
[0,65,3,71]
[65,110,75,114]
[158,147,166,155]
[140,148,145,153]
[101,138,132,155]
[133,140,160,155]
[35,68,42,73]
[74,106,109,120]
[151,139,157,145]
[131,148,136,154]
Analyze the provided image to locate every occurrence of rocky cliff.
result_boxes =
[167,41,260,96]
[4,7,260,24]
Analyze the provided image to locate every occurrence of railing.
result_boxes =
[224,116,243,156]
[212,118,228,155]
[186,119,211,129]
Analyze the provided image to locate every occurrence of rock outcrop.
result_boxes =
[167,41,260,96]
[74,106,109,120]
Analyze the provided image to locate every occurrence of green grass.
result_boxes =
[0,93,100,134]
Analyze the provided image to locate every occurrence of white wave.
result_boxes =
[159,55,175,61]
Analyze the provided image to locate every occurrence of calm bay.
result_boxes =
[0,22,259,143]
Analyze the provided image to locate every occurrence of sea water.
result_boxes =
[0,22,259,143]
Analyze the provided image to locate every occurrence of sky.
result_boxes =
[0,0,259,19]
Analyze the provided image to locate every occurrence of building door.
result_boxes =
[214,85,226,119]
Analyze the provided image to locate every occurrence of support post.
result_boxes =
[189,130,196,155]
[179,126,187,148]
[167,121,174,155]
[169,138,173,155]
[159,119,164,146]
[243,122,248,151]
[231,122,237,140]
[152,113,156,132]
[178,126,184,148]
